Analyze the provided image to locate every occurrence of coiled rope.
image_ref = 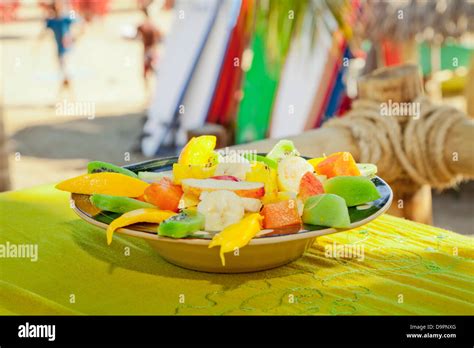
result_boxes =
[324,96,466,189]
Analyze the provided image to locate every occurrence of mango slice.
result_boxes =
[208,213,263,266]
[56,172,149,197]
[106,208,176,244]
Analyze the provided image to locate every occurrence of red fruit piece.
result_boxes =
[144,178,183,212]
[210,175,241,182]
[261,200,301,229]
[298,172,324,202]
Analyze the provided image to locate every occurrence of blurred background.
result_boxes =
[1,0,473,234]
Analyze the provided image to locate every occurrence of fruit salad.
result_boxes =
[56,135,381,265]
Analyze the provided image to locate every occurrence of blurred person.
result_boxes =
[136,6,162,91]
[38,1,76,90]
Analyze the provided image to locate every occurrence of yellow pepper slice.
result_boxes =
[208,213,263,266]
[178,135,217,166]
[106,208,176,245]
[56,172,149,197]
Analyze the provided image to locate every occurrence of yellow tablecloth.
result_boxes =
[0,185,473,315]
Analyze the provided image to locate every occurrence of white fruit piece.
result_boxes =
[241,197,262,212]
[197,190,245,231]
[214,155,251,180]
[277,156,314,192]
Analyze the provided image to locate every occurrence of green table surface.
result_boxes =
[0,185,473,315]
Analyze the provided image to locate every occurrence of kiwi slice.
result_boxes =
[87,161,138,178]
[90,194,154,213]
[242,153,277,169]
[158,209,205,239]
[266,140,300,162]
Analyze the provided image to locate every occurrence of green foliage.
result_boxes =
[256,0,348,70]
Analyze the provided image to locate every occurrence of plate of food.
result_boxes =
[57,136,392,273]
